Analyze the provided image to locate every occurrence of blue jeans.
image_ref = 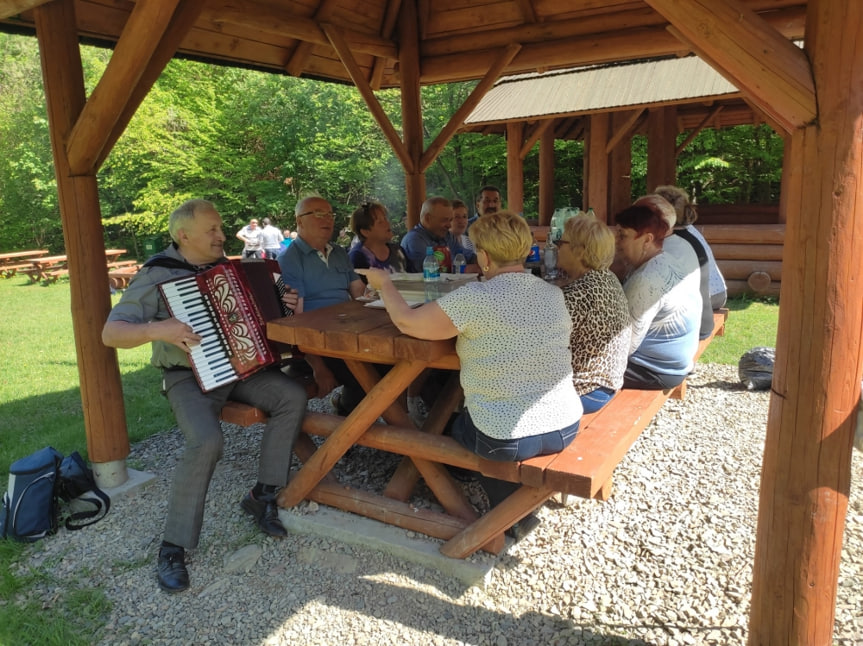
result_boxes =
[580,387,616,414]
[450,409,580,507]
[451,409,580,462]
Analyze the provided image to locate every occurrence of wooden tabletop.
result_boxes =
[0,249,49,262]
[267,300,459,369]
[31,254,68,266]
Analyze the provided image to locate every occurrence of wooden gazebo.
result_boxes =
[459,55,789,298]
[0,2,859,643]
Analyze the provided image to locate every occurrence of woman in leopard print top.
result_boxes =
[557,213,632,413]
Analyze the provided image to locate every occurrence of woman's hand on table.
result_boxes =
[354,268,390,291]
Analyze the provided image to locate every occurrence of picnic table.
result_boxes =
[262,299,728,558]
[0,249,49,278]
[265,300,512,549]
[26,249,131,284]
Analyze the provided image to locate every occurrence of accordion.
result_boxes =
[158,259,292,391]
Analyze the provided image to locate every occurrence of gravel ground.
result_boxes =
[14,364,863,645]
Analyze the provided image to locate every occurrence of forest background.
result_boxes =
[0,33,784,257]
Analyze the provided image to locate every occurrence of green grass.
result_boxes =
[0,275,174,471]
[0,275,174,645]
[700,295,780,365]
[0,276,779,644]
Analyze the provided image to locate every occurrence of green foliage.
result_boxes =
[1,32,784,253]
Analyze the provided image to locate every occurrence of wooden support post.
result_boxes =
[34,0,130,482]
[748,3,863,643]
[398,0,424,229]
[538,124,555,226]
[506,121,524,215]
[584,112,610,217]
[609,110,634,221]
[646,106,677,192]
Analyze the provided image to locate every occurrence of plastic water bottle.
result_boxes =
[544,237,558,280]
[422,246,440,301]
[525,233,542,277]
[452,253,466,274]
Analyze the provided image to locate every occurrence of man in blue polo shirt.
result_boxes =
[400,196,478,273]
[278,195,367,413]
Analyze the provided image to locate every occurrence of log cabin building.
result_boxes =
[459,55,787,297]
[0,2,859,642]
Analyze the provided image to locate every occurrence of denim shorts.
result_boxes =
[451,409,580,462]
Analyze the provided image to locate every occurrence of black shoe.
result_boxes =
[505,513,540,542]
[157,545,189,593]
[241,491,287,538]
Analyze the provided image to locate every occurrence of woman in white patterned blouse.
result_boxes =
[358,211,581,538]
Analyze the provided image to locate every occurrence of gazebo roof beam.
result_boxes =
[646,0,815,133]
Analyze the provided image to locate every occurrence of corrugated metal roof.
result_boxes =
[465,56,740,124]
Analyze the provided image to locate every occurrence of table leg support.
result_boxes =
[440,485,553,559]
[277,359,425,508]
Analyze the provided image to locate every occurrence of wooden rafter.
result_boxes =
[322,22,412,173]
[285,0,339,77]
[606,108,646,153]
[645,0,816,133]
[0,0,49,20]
[96,0,206,170]
[514,0,538,23]
[66,0,182,175]
[520,119,554,159]
[675,104,723,156]
[419,43,521,172]
[370,0,401,90]
[207,5,397,61]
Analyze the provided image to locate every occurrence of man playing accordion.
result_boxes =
[102,199,307,593]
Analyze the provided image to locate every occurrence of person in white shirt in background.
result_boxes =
[236,219,264,259]
[260,217,284,259]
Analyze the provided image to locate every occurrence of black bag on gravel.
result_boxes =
[1,447,110,542]
[738,346,776,390]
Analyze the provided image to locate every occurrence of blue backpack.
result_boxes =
[1,447,110,542]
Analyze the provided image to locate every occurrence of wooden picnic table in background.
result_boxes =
[0,249,49,278]
[25,248,137,284]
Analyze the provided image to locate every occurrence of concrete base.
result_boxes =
[279,505,501,588]
[99,467,157,499]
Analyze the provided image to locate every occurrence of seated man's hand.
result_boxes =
[280,286,299,312]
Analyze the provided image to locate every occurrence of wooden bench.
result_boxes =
[107,259,140,270]
[221,308,728,557]
[0,262,37,278]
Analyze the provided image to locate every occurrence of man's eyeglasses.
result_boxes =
[298,209,335,219]
[557,239,571,246]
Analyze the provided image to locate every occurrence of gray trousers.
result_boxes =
[161,367,307,548]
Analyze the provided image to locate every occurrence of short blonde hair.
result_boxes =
[564,213,615,271]
[468,210,531,265]
[654,185,698,226]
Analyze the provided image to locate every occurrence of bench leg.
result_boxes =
[670,381,687,400]
[440,485,553,559]
[593,477,613,501]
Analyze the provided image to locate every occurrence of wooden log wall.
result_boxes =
[697,223,784,298]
